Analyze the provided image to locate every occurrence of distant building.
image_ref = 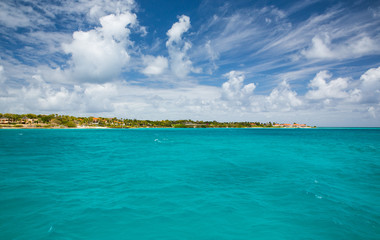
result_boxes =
[21,117,38,124]
[274,123,308,128]
[0,118,10,124]
[293,124,307,128]
[92,117,100,124]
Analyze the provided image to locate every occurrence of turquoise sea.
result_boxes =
[0,128,379,239]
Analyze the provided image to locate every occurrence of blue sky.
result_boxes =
[0,0,380,126]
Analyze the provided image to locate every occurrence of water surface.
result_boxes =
[0,128,379,239]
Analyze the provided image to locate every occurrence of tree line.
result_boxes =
[0,113,277,128]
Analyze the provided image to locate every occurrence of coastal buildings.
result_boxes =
[0,117,38,124]
[273,123,308,128]
[0,118,10,124]
[21,117,38,124]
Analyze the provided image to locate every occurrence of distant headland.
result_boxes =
[0,113,315,129]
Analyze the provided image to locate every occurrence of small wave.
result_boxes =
[154,138,170,143]
[315,194,323,199]
[48,225,54,233]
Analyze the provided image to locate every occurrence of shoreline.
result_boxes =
[0,126,314,129]
[0,114,315,128]
[2,126,379,129]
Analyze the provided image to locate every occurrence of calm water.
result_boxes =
[0,128,379,239]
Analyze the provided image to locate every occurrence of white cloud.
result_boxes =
[204,12,265,56]
[306,70,350,100]
[359,66,380,103]
[270,7,286,20]
[0,1,51,29]
[82,83,118,112]
[168,42,194,78]
[205,40,219,73]
[166,15,191,46]
[368,106,376,118]
[100,12,136,41]
[0,0,137,30]
[0,2,29,28]
[118,84,221,119]
[0,65,5,84]
[301,34,334,59]
[62,29,129,82]
[266,80,302,111]
[86,0,136,23]
[166,15,196,78]
[7,75,120,114]
[194,5,380,85]
[302,33,380,60]
[0,64,7,97]
[17,75,81,112]
[221,71,255,105]
[62,12,135,83]
[141,56,168,75]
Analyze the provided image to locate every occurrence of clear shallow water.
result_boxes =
[0,128,379,240]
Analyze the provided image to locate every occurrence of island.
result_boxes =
[0,113,314,129]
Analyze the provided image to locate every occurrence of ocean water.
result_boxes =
[0,128,379,240]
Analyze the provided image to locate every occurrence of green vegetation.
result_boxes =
[65,121,77,128]
[0,113,312,128]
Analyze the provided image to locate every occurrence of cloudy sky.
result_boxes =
[0,0,380,126]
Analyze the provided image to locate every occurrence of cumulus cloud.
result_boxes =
[301,34,334,59]
[18,75,81,112]
[306,70,350,100]
[166,15,196,78]
[218,72,304,115]
[141,56,169,75]
[82,83,118,112]
[221,71,255,105]
[302,33,380,60]
[9,74,120,114]
[168,42,194,78]
[62,12,136,83]
[166,15,191,46]
[303,66,380,110]
[99,13,136,41]
[359,66,380,103]
[266,80,302,111]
